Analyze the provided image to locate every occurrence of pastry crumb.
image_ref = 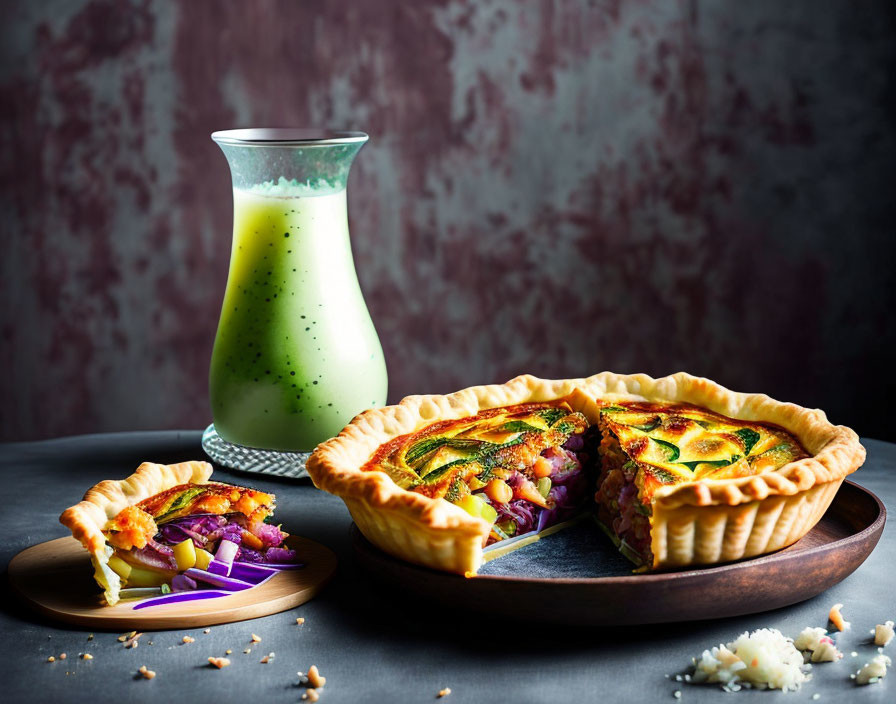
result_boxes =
[829,603,850,632]
[812,694,820,701]
[302,689,319,702]
[182,635,195,644]
[250,633,262,643]
[260,653,275,664]
[125,633,143,649]
[59,653,67,660]
[874,621,894,647]
[244,648,251,654]
[225,649,232,655]
[437,687,452,698]
[794,627,842,661]
[87,634,94,641]
[208,657,231,669]
[855,655,891,685]
[672,692,681,700]
[47,656,55,663]
[307,664,326,688]
[81,653,93,660]
[203,628,211,634]
[138,665,156,680]
[296,617,305,625]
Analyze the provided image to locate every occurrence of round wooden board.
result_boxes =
[8,535,337,630]
[353,481,886,626]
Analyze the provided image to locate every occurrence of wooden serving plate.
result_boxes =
[8,535,337,629]
[352,481,885,626]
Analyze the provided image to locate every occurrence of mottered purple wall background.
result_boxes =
[2,0,895,442]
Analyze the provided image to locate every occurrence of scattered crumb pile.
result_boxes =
[684,605,894,694]
[855,655,890,685]
[691,628,810,692]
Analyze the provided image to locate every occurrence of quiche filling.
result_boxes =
[102,482,298,594]
[363,399,810,564]
[595,402,808,566]
[363,402,592,543]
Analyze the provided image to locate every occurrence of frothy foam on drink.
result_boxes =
[245,176,338,197]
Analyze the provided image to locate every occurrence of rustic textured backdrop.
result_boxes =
[2,0,895,442]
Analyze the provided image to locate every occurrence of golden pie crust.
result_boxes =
[59,460,212,603]
[306,372,865,575]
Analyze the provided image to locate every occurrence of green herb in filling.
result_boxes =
[735,428,761,455]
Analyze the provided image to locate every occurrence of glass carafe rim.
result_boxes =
[211,128,368,147]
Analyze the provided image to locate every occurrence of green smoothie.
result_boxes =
[209,179,387,451]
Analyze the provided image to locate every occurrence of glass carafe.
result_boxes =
[202,128,387,477]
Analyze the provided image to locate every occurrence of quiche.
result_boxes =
[306,372,865,575]
[60,461,298,605]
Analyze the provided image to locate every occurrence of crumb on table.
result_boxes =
[208,657,231,669]
[307,664,326,688]
[138,665,156,680]
[437,687,452,698]
[829,603,850,632]
[874,621,894,647]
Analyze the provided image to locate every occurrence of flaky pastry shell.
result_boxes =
[60,460,213,603]
[306,372,865,575]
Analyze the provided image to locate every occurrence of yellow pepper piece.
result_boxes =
[194,547,213,571]
[172,538,197,571]
[108,555,132,580]
[455,494,498,524]
[126,565,170,587]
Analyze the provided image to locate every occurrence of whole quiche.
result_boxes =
[306,372,865,575]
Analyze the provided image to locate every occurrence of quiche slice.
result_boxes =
[592,400,809,567]
[60,461,297,605]
[306,372,865,575]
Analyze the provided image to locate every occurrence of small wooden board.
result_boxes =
[353,481,886,626]
[8,535,337,630]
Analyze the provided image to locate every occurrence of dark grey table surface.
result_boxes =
[0,432,893,703]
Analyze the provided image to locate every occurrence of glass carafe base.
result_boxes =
[201,424,310,479]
